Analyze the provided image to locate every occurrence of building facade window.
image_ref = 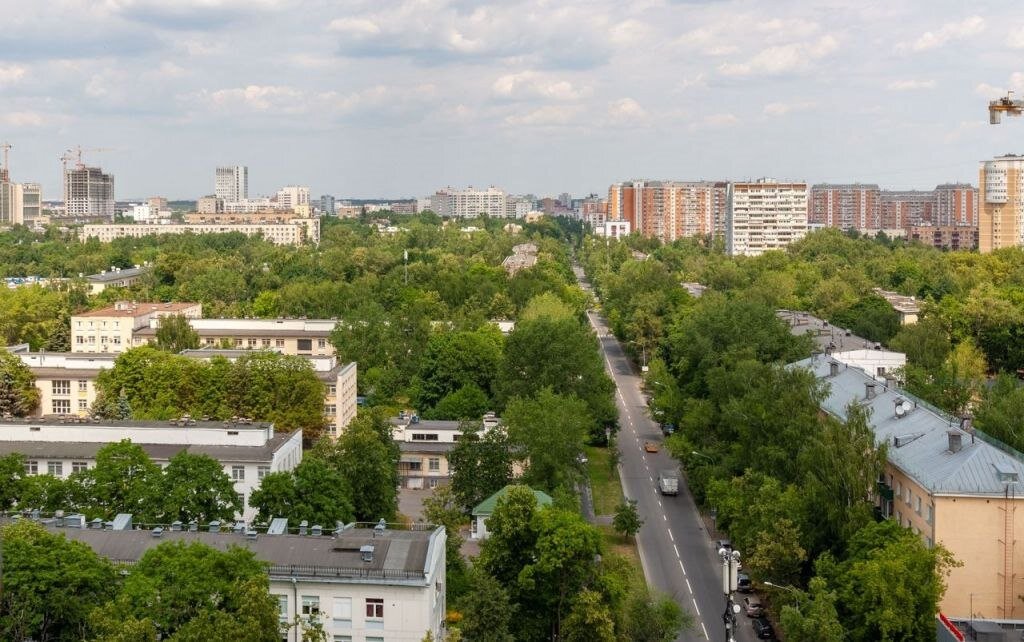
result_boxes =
[332,597,352,627]
[78,399,89,411]
[78,380,88,392]
[24,460,38,475]
[232,465,245,481]
[365,598,384,619]
[72,461,88,473]
[52,380,71,396]
[258,465,271,480]
[47,461,63,477]
[276,595,288,623]
[297,339,312,352]
[52,399,71,414]
[302,596,320,617]
[276,339,285,348]
[915,496,921,515]
[324,404,336,417]
[318,338,327,349]
[412,433,439,441]
[428,458,440,472]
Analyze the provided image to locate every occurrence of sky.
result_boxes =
[4,0,1024,200]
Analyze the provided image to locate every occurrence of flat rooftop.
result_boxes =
[86,267,148,283]
[74,302,199,318]
[776,309,880,353]
[5,518,441,585]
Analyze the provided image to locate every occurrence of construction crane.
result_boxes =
[989,91,1024,124]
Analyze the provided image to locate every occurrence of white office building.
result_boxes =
[0,417,302,521]
[277,186,310,211]
[215,166,249,202]
[429,186,509,218]
[726,179,808,256]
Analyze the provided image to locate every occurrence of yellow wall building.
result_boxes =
[979,154,1024,253]
[71,302,203,354]
[796,355,1024,621]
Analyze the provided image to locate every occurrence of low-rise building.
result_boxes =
[873,288,921,325]
[908,225,979,251]
[8,347,357,435]
[390,412,503,489]
[0,417,301,521]
[502,243,538,275]
[84,266,149,295]
[595,220,631,239]
[16,515,446,642]
[135,317,338,356]
[80,218,320,246]
[71,301,203,354]
[471,485,552,540]
[792,354,1024,621]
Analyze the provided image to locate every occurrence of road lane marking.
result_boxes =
[679,559,687,576]
[691,598,701,617]
[700,622,709,639]
[685,578,693,594]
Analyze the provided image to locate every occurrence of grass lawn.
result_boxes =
[585,445,624,516]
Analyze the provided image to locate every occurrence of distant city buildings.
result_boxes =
[80,217,321,246]
[64,166,114,218]
[71,301,203,354]
[215,165,248,202]
[319,194,336,215]
[979,154,1024,252]
[606,181,727,243]
[808,184,880,230]
[726,179,808,257]
[275,185,310,211]
[429,186,510,218]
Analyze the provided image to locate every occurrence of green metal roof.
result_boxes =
[471,485,553,516]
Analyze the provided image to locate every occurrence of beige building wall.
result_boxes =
[71,302,202,354]
[979,155,1024,253]
[33,372,99,416]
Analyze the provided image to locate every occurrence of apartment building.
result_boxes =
[794,355,1024,621]
[873,288,920,325]
[215,165,248,202]
[908,225,979,251]
[808,184,880,231]
[934,183,978,228]
[184,210,307,224]
[0,179,40,226]
[7,346,357,435]
[80,218,321,246]
[85,266,149,295]
[71,301,202,354]
[979,154,1024,252]
[428,186,510,218]
[134,316,337,356]
[17,515,446,642]
[0,417,301,521]
[65,166,114,218]
[880,190,935,229]
[390,412,503,489]
[726,179,808,256]
[607,180,727,243]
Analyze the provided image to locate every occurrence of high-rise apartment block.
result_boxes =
[215,165,248,202]
[276,185,309,211]
[934,184,977,227]
[726,179,808,256]
[608,180,728,243]
[979,154,1024,252]
[429,186,509,218]
[320,194,336,215]
[65,166,114,218]
[809,184,880,230]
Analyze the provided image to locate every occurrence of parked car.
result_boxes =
[737,573,753,593]
[743,596,764,618]
[752,616,776,640]
[644,441,660,453]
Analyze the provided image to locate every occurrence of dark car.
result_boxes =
[737,573,753,593]
[752,616,776,640]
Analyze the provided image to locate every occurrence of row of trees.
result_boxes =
[0,410,399,525]
[0,519,328,641]
[583,236,959,642]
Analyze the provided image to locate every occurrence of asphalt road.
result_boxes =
[575,265,758,642]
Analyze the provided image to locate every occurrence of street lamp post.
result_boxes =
[719,547,741,642]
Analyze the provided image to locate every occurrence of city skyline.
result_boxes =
[3,1,1024,199]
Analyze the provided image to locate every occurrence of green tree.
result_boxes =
[497,316,615,435]
[423,484,469,599]
[76,439,161,520]
[561,589,615,642]
[976,373,1024,452]
[778,577,845,642]
[319,412,399,521]
[412,327,503,412]
[455,570,515,642]
[92,540,277,641]
[814,519,959,642]
[154,314,201,353]
[17,474,73,513]
[247,470,297,526]
[889,315,952,370]
[228,351,326,442]
[426,384,491,420]
[829,294,901,344]
[0,452,25,509]
[0,349,40,417]
[504,389,590,493]
[448,423,513,512]
[0,520,117,642]
[159,451,241,524]
[619,591,689,642]
[612,499,643,540]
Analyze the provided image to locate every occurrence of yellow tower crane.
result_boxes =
[989,91,1024,124]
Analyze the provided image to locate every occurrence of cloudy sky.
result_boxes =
[4,0,1024,200]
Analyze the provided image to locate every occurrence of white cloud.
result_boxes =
[504,105,582,127]
[763,101,815,116]
[0,111,67,127]
[492,71,588,101]
[900,16,984,53]
[887,79,936,91]
[718,35,838,76]
[207,84,307,112]
[607,98,648,122]
[0,65,26,86]
[689,113,738,131]
[975,73,1024,98]
[1009,27,1024,49]
[326,17,381,36]
[976,82,1005,98]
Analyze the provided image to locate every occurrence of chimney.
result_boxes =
[311,524,322,536]
[170,521,183,531]
[151,526,164,538]
[360,544,375,563]
[948,431,963,454]
[829,361,839,377]
[208,520,221,533]
[865,382,877,400]
[299,520,308,535]
[188,520,198,532]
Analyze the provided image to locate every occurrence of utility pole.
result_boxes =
[403,249,409,285]
[719,546,741,642]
